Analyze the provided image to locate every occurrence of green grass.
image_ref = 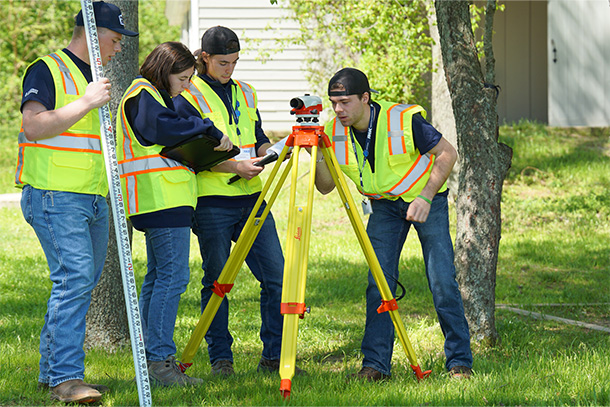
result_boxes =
[1,122,609,405]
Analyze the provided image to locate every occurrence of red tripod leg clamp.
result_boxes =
[281,302,308,319]
[211,281,234,298]
[377,299,398,314]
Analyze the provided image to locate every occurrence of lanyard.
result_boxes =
[225,85,241,138]
[349,104,375,190]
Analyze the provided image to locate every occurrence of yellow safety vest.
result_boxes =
[325,101,447,201]
[116,78,197,217]
[181,75,261,197]
[15,50,108,195]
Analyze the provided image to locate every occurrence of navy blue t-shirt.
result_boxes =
[21,49,92,111]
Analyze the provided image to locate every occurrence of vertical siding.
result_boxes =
[192,0,313,133]
[494,1,548,125]
[548,0,610,126]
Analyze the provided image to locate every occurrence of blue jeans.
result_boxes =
[362,195,472,375]
[192,203,284,364]
[139,227,191,361]
[20,185,109,387]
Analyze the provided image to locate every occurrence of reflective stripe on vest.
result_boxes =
[184,84,213,115]
[47,53,78,96]
[331,120,350,164]
[119,80,159,161]
[235,80,255,108]
[387,104,418,155]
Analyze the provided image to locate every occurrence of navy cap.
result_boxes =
[328,68,371,97]
[75,1,138,37]
[201,26,240,55]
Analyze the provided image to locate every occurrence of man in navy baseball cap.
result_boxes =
[75,0,138,37]
[18,1,137,403]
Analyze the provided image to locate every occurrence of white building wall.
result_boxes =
[189,0,313,133]
[548,0,610,127]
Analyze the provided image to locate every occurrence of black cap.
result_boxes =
[328,68,371,97]
[201,26,240,55]
[75,1,138,37]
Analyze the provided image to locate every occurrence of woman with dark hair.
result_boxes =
[116,41,232,387]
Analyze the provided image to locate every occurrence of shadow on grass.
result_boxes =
[502,124,610,182]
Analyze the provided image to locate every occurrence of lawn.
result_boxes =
[0,121,609,406]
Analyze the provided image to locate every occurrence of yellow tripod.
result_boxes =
[179,96,431,398]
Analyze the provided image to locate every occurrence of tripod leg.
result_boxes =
[180,146,294,370]
[319,142,431,380]
[278,144,317,398]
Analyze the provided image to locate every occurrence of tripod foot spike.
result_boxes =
[280,379,291,399]
[410,364,432,380]
[178,361,192,373]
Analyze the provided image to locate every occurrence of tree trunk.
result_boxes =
[434,0,512,346]
[429,9,459,200]
[85,0,139,351]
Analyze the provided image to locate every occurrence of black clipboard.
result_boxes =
[160,134,240,173]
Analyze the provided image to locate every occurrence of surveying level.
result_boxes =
[179,95,430,398]
[79,1,151,406]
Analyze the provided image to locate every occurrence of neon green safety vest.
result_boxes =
[116,78,197,217]
[325,101,447,201]
[181,75,261,197]
[15,50,108,195]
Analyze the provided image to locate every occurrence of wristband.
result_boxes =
[417,194,432,205]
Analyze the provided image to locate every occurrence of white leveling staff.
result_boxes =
[79,1,152,406]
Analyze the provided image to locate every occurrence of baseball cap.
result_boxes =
[201,26,240,55]
[328,68,371,97]
[75,1,139,37]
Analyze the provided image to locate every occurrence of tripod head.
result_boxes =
[290,94,322,125]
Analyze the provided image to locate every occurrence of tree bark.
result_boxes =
[434,0,512,346]
[85,0,139,351]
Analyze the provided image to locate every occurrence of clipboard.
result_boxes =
[160,133,240,173]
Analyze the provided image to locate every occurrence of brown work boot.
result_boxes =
[49,379,102,404]
[348,366,390,382]
[39,381,109,394]
[257,357,307,376]
[449,365,472,379]
[148,356,203,386]
[211,360,234,376]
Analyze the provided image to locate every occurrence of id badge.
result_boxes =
[361,198,373,216]
[235,147,253,161]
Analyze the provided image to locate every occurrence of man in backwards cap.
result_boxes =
[313,68,473,381]
[174,26,306,377]
[16,1,137,403]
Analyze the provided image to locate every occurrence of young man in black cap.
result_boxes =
[313,68,473,381]
[174,25,305,377]
[17,1,137,403]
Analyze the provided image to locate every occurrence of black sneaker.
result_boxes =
[348,366,390,382]
[257,357,307,376]
[211,360,235,376]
